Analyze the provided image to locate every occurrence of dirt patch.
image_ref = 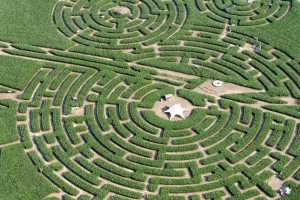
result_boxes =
[268,175,283,191]
[191,31,200,37]
[0,91,21,100]
[122,49,134,53]
[220,24,228,39]
[195,80,258,97]
[71,107,85,116]
[112,6,131,15]
[152,96,195,121]
[238,43,254,53]
[280,97,299,105]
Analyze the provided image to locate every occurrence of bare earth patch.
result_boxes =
[122,49,134,53]
[0,91,21,100]
[195,80,258,97]
[152,96,195,120]
[219,23,228,39]
[268,175,283,191]
[191,31,200,37]
[71,107,85,116]
[280,96,299,105]
[112,6,131,15]
[238,43,254,53]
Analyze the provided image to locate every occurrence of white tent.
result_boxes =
[164,104,186,120]
[279,186,292,196]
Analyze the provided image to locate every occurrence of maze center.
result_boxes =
[110,6,132,16]
[152,96,194,120]
[0,0,299,199]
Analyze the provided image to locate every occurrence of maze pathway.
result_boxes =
[0,0,299,199]
[53,0,187,49]
[12,64,300,200]
[195,0,291,26]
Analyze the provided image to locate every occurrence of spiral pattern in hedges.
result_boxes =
[195,0,291,26]
[0,0,296,199]
[14,63,300,199]
[53,0,187,49]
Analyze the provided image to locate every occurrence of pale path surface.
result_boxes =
[151,96,195,120]
[238,43,255,53]
[0,0,297,199]
[112,6,131,15]
[0,91,22,100]
[195,80,260,96]
[268,175,284,191]
[0,141,20,149]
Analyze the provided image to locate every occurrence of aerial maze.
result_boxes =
[1,0,300,199]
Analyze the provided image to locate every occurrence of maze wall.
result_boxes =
[53,0,187,49]
[0,0,299,199]
[195,0,291,26]
[13,64,300,200]
[139,22,300,99]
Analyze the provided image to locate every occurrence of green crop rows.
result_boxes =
[0,0,299,199]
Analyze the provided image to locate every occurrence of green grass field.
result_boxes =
[0,0,299,199]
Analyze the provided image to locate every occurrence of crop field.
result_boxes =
[0,0,300,199]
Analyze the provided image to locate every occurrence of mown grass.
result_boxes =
[0,56,42,90]
[0,100,17,145]
[0,0,74,49]
[242,1,300,58]
[0,144,58,200]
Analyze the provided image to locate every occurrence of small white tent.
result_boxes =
[279,186,292,196]
[164,104,186,120]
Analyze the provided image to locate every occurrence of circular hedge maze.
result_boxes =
[53,0,187,49]
[17,64,298,200]
[0,0,299,199]
[195,0,291,26]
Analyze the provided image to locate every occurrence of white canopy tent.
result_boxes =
[164,104,186,120]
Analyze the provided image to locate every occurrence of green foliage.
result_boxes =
[0,145,58,200]
[0,56,42,90]
[0,100,18,145]
[0,0,299,199]
[0,0,74,49]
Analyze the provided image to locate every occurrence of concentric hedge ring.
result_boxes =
[16,68,222,199]
[1,0,297,199]
[195,0,291,26]
[15,63,300,199]
[53,0,187,49]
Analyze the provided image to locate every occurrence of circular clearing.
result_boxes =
[53,0,187,49]
[111,6,131,16]
[152,95,194,120]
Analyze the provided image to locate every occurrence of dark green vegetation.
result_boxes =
[0,0,299,199]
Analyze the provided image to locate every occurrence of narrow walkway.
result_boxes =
[0,140,20,149]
